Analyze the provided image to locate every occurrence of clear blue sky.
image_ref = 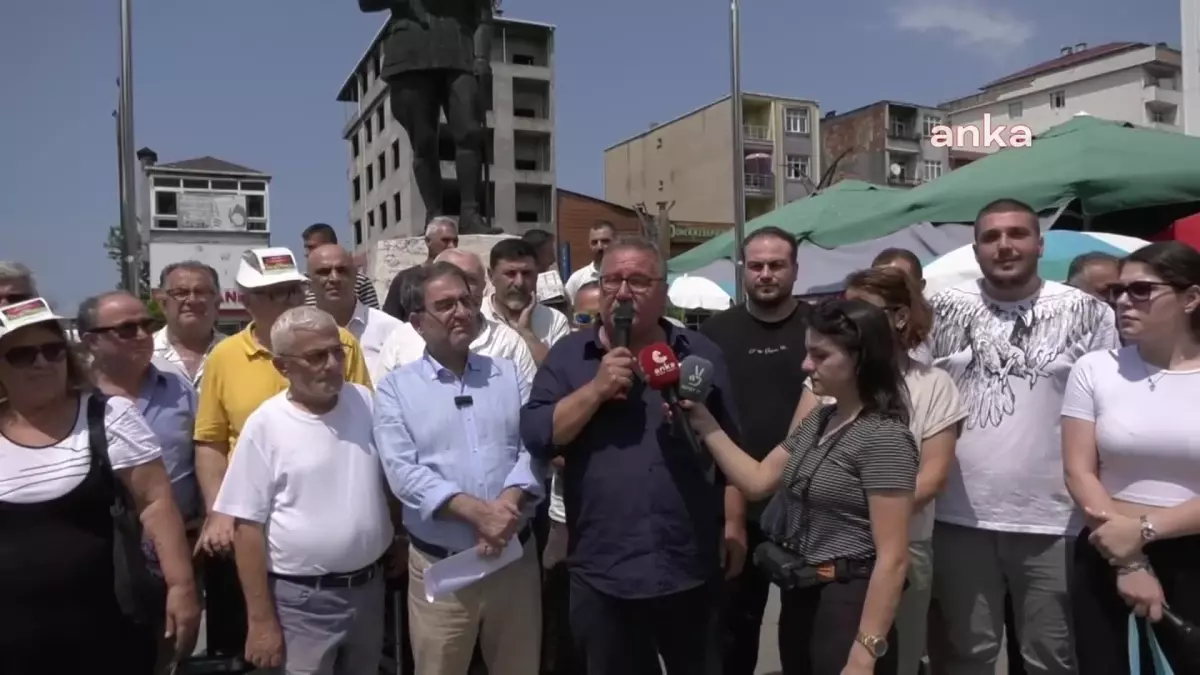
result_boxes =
[0,0,1178,312]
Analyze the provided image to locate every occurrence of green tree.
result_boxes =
[103,225,163,324]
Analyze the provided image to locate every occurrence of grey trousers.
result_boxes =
[267,573,385,675]
[931,522,1076,675]
[896,538,934,675]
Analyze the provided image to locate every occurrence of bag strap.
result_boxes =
[87,393,113,477]
[1128,612,1177,675]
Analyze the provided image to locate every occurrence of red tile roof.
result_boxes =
[984,42,1146,89]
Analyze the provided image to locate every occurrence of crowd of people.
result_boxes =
[0,198,1198,675]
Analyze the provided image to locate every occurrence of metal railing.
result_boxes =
[744,173,774,192]
[743,124,770,141]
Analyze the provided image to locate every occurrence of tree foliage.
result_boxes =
[103,225,162,323]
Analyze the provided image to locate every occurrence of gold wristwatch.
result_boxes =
[856,633,889,659]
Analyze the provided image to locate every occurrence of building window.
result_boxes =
[375,107,384,134]
[246,195,265,219]
[393,192,402,223]
[392,140,401,170]
[1150,110,1168,123]
[241,181,266,191]
[353,220,363,246]
[155,219,178,229]
[922,160,943,182]
[1050,90,1066,109]
[247,221,268,232]
[366,120,373,145]
[351,134,360,158]
[154,190,177,216]
[366,165,374,192]
[512,54,536,66]
[368,210,375,232]
[353,176,361,202]
[1008,101,1023,119]
[182,179,207,190]
[785,154,809,180]
[210,179,238,191]
[784,108,809,134]
[922,115,941,137]
[152,177,181,188]
[378,152,387,181]
[379,203,388,230]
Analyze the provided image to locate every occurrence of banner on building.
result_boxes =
[178,192,249,231]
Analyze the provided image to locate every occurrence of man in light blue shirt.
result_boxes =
[374,261,544,675]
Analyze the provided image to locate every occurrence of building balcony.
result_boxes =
[743,124,771,144]
[887,175,922,188]
[512,116,552,133]
[1144,84,1181,110]
[514,169,554,186]
[744,173,774,195]
[497,62,551,81]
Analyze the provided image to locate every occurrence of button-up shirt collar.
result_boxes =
[152,326,225,388]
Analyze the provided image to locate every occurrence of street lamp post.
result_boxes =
[118,0,140,296]
[729,0,746,302]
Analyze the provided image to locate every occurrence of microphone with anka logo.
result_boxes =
[638,343,706,459]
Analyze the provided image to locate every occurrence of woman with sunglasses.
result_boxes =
[681,298,917,675]
[1064,241,1200,673]
[838,267,965,675]
[0,298,198,674]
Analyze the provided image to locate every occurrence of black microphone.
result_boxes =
[678,354,715,403]
[611,300,634,349]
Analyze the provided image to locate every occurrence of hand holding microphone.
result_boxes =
[592,349,635,401]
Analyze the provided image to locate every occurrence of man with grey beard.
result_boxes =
[481,238,570,364]
[699,226,810,675]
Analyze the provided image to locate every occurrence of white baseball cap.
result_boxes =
[0,297,65,340]
[235,247,307,289]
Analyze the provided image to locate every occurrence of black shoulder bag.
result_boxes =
[753,408,853,590]
[87,394,166,626]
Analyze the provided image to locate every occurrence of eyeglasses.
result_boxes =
[253,286,305,304]
[1,342,69,368]
[600,274,662,293]
[573,311,598,326]
[88,318,156,339]
[279,345,347,368]
[165,288,216,301]
[0,293,34,307]
[1107,281,1180,303]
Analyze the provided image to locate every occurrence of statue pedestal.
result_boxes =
[369,234,517,305]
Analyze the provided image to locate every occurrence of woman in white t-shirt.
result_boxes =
[790,266,965,675]
[1063,241,1200,674]
[0,297,199,674]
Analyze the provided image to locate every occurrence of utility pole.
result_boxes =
[1184,0,1200,135]
[728,0,746,302]
[118,0,140,296]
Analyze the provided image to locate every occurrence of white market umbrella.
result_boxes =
[668,275,732,311]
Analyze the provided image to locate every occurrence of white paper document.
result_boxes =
[423,537,524,601]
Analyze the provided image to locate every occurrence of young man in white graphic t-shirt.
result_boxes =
[927,199,1119,675]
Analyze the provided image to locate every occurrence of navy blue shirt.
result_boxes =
[520,320,741,599]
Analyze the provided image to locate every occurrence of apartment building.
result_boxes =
[943,42,1183,155]
[604,93,821,224]
[137,149,271,330]
[336,16,556,257]
[820,100,950,188]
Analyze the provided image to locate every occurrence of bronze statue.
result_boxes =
[358,0,500,234]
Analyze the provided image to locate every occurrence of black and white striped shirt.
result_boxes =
[304,273,379,309]
[779,405,917,563]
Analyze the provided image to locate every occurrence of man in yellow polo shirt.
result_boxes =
[192,246,371,658]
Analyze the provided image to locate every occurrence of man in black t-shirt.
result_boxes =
[700,226,810,675]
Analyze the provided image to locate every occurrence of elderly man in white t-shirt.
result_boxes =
[307,243,403,384]
[377,249,538,387]
[214,306,394,673]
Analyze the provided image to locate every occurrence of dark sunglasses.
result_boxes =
[88,318,156,339]
[0,292,34,307]
[2,342,69,368]
[1106,281,1180,303]
[573,311,598,326]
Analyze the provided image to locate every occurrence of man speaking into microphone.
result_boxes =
[520,235,741,675]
